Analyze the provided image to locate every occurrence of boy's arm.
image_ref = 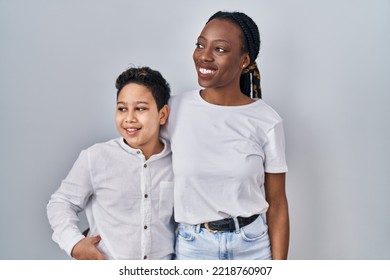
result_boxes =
[47,149,94,257]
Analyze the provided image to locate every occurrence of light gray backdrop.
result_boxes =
[1,0,389,259]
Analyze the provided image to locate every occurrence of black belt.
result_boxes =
[200,214,259,233]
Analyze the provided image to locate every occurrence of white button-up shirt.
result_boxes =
[47,137,174,259]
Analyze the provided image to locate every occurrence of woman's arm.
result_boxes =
[264,172,289,260]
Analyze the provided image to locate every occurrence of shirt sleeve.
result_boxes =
[263,121,288,173]
[46,149,94,257]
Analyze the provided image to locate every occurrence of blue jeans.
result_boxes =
[174,214,272,260]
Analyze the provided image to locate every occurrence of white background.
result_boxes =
[0,0,389,259]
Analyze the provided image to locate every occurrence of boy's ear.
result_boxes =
[159,105,169,125]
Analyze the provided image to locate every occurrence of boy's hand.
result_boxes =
[71,235,105,260]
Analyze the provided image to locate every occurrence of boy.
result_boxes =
[47,67,174,260]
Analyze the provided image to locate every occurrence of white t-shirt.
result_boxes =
[166,90,288,225]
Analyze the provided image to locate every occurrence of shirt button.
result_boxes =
[144,194,148,198]
[144,225,148,230]
[144,255,147,259]
[143,164,147,168]
[137,151,141,154]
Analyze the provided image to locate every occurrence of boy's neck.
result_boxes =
[123,138,165,160]
[143,140,164,160]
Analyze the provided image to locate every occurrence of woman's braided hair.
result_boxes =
[207,11,262,99]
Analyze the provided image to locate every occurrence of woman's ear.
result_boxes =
[242,53,251,69]
[159,105,170,125]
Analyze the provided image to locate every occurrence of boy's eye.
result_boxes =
[136,107,147,111]
[117,107,126,112]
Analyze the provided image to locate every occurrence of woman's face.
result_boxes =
[193,19,250,91]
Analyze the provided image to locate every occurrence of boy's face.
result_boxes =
[116,83,168,157]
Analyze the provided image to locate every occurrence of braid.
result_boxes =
[208,11,262,99]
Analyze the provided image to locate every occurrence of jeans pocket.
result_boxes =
[177,224,195,241]
[240,214,268,241]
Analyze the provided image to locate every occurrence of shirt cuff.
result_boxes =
[58,230,85,258]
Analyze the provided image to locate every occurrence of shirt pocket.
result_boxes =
[158,181,174,220]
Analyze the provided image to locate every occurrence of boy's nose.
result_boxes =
[125,112,136,123]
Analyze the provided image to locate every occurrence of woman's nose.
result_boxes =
[198,47,213,62]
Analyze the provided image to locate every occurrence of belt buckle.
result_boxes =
[204,223,219,233]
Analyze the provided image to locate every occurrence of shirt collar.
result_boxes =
[117,137,171,161]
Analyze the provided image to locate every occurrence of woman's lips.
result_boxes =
[197,66,217,78]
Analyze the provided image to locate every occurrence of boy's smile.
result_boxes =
[115,83,168,159]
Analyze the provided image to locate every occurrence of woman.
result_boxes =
[166,11,289,260]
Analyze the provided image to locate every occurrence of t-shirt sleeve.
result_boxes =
[263,121,288,173]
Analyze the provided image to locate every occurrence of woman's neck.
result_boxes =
[200,88,254,106]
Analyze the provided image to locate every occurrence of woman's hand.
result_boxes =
[71,235,105,260]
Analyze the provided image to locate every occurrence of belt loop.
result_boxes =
[232,217,240,234]
[195,224,201,233]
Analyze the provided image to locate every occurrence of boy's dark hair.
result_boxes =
[208,11,261,99]
[115,66,170,110]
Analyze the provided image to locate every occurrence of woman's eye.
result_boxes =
[216,47,226,53]
[195,42,204,49]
